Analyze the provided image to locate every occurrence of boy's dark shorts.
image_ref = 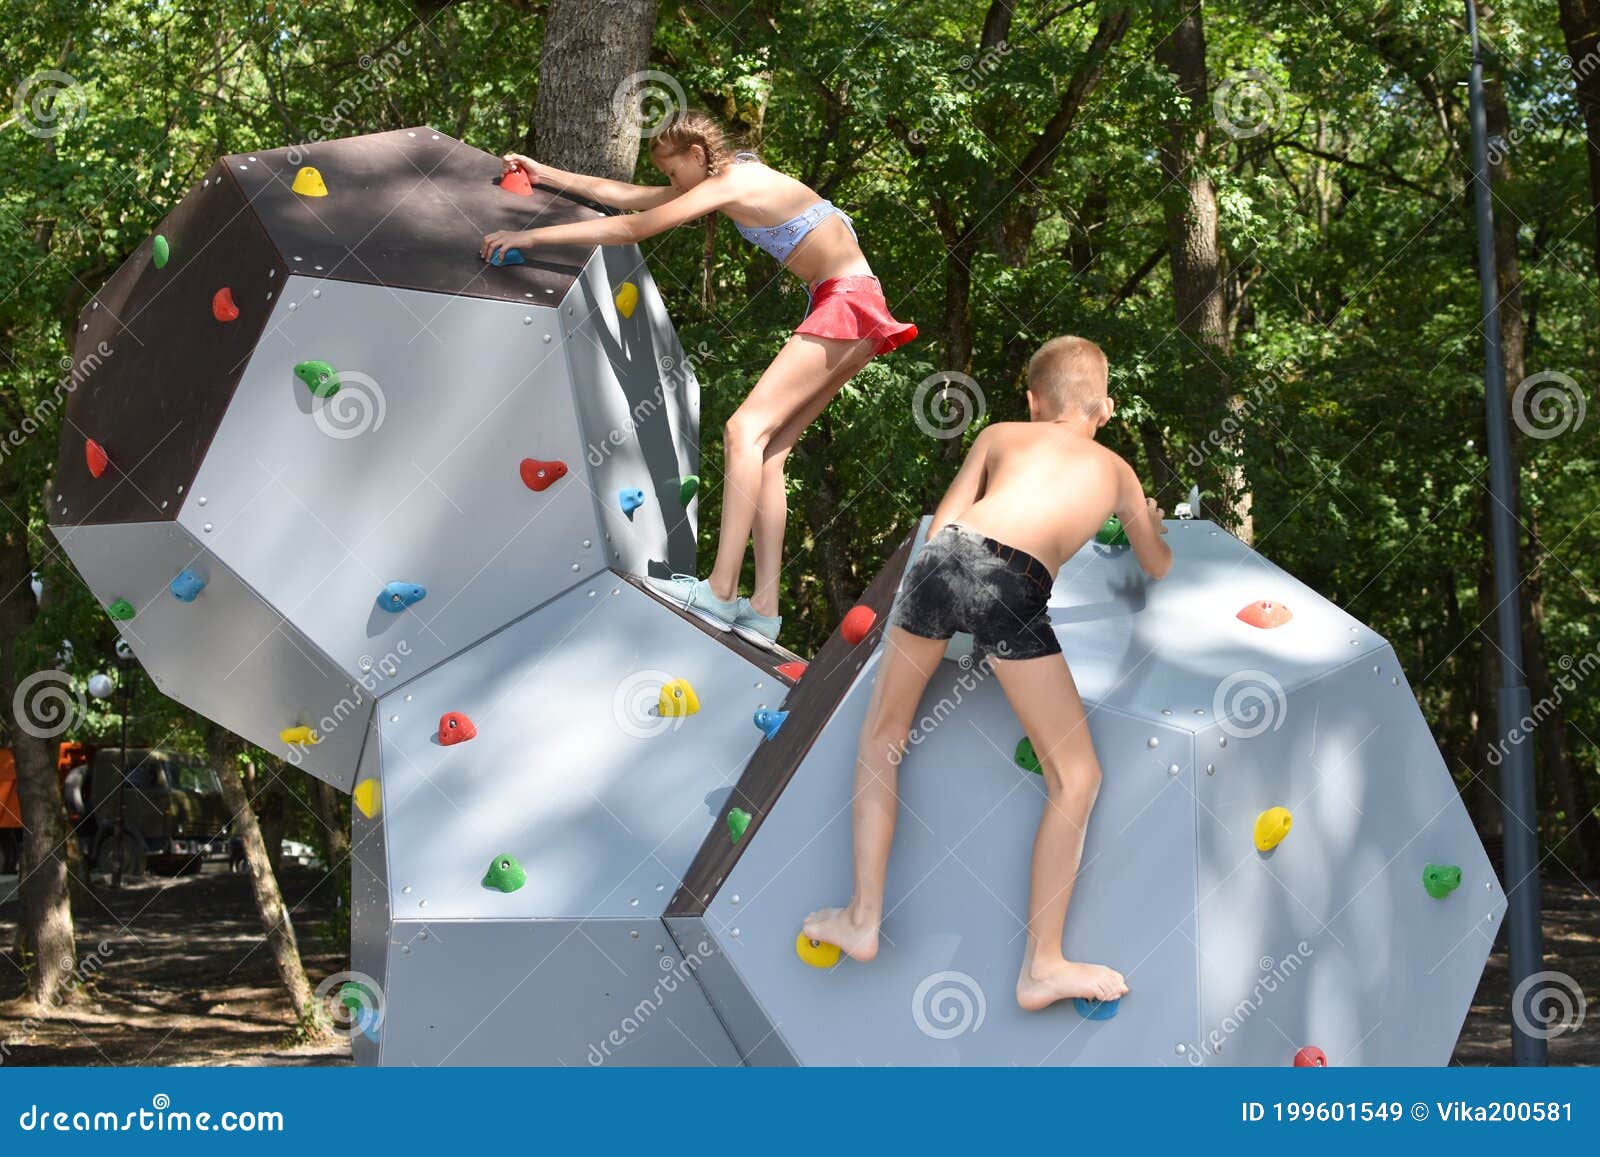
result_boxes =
[889,524,1061,661]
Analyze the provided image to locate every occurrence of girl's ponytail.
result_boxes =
[652,110,737,310]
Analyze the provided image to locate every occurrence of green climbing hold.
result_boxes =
[106,598,136,621]
[1015,736,1042,775]
[1095,515,1129,547]
[1423,863,1462,899]
[727,807,751,844]
[678,474,700,505]
[482,853,527,893]
[294,360,341,398]
[152,235,170,270]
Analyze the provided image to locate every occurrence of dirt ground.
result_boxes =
[1,866,1595,1066]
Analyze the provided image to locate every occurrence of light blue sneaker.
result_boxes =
[644,573,739,631]
[731,598,782,650]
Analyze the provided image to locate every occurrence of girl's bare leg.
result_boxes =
[802,628,947,960]
[989,653,1128,1010]
[710,335,876,606]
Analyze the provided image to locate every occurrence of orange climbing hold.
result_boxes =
[1237,599,1293,629]
[439,712,477,746]
[500,166,534,196]
[85,438,109,479]
[840,604,876,646]
[519,458,568,492]
[777,660,808,682]
[212,287,239,323]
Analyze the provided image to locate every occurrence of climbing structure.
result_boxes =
[53,127,1500,1068]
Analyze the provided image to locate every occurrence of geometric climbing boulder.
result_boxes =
[664,517,1506,1066]
[50,127,700,789]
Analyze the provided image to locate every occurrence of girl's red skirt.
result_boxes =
[794,275,917,355]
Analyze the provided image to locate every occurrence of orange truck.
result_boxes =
[0,743,92,873]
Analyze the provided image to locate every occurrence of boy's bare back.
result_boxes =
[931,421,1172,580]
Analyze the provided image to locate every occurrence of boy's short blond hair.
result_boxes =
[1028,336,1108,418]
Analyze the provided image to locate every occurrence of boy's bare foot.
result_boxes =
[1016,959,1127,1011]
[801,906,880,962]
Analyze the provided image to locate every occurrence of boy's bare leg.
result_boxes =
[990,652,1129,1010]
[803,627,947,960]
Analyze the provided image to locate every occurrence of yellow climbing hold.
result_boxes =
[1254,806,1293,852]
[280,725,319,746]
[353,779,381,820]
[292,166,328,197]
[657,677,700,718]
[795,933,841,969]
[614,281,639,319]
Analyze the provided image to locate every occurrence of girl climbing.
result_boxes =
[481,110,916,649]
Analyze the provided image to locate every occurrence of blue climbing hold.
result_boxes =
[491,248,526,267]
[1075,996,1120,1021]
[754,708,789,740]
[169,568,206,602]
[620,488,645,517]
[376,581,427,613]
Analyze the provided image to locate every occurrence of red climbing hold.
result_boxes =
[777,660,808,682]
[1293,1045,1328,1067]
[438,712,477,746]
[519,458,568,492]
[840,604,877,646]
[85,438,109,479]
[212,287,239,323]
[500,166,535,196]
[1237,599,1293,629]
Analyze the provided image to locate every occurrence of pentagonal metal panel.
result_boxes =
[379,918,740,1066]
[224,127,600,305]
[699,646,1203,1066]
[561,245,700,578]
[54,162,287,527]
[375,575,775,922]
[49,518,367,790]
[1191,649,1505,1065]
[348,731,388,1066]
[178,276,605,683]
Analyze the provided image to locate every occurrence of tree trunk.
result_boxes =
[1558,0,1600,282]
[531,0,662,182]
[0,514,76,1007]
[209,730,323,1035]
[1154,4,1252,540]
[308,778,351,871]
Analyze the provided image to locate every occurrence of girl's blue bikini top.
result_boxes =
[730,152,857,263]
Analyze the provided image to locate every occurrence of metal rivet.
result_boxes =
[730,894,740,904]
[543,334,552,343]
[312,288,321,298]
[1205,764,1215,775]
[524,316,533,326]
[401,945,411,955]
[583,539,592,548]
[389,715,399,723]
[1161,708,1173,715]
[571,563,580,571]
[1391,677,1399,686]
[288,302,297,311]
[418,899,427,908]
[404,694,412,702]
[197,496,207,506]
[419,931,429,940]
[1168,764,1180,775]
[1175,1043,1186,1054]
[588,590,597,598]
[1218,736,1228,748]
[630,930,640,939]
[202,522,213,532]
[402,885,412,894]
[730,928,741,938]
[1147,737,1159,749]
[629,898,639,906]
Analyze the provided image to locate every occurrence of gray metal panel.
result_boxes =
[1047,520,1387,725]
[179,275,606,684]
[349,729,387,1066]
[377,577,773,921]
[666,915,795,1066]
[49,519,366,790]
[712,648,1202,1065]
[1192,648,1505,1065]
[561,246,699,579]
[379,918,740,1066]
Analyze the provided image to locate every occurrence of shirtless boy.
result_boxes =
[802,335,1172,1011]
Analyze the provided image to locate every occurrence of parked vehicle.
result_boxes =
[79,748,232,877]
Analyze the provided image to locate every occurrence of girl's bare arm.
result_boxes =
[502,153,678,211]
